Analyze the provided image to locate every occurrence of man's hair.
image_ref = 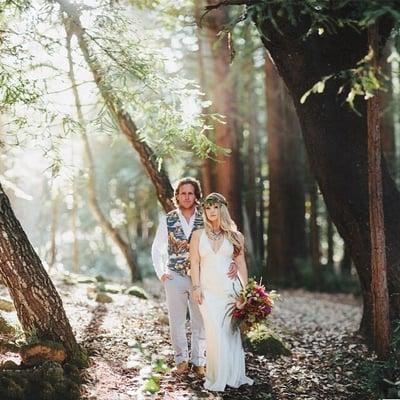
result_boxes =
[174,177,202,206]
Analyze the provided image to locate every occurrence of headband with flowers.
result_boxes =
[201,195,228,208]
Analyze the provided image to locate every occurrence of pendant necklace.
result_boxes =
[208,229,223,241]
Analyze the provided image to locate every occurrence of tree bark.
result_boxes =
[309,180,320,288]
[71,173,79,274]
[195,0,214,195]
[204,3,243,227]
[58,0,174,213]
[265,53,306,286]
[327,214,334,267]
[253,7,400,341]
[65,26,141,282]
[0,185,82,359]
[367,24,390,359]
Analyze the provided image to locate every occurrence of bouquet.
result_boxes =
[227,278,279,333]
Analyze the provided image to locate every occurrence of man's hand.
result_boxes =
[160,273,172,283]
[227,260,238,280]
[192,288,203,305]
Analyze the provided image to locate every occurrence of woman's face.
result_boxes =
[205,203,220,224]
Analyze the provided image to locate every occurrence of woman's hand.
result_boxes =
[192,287,203,305]
[227,260,238,280]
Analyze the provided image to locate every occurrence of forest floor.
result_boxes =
[1,276,377,400]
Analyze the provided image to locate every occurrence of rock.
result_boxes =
[245,324,291,358]
[95,293,113,303]
[0,298,15,312]
[125,286,149,300]
[157,313,169,325]
[0,360,19,370]
[39,360,65,383]
[20,342,66,366]
[86,286,97,300]
[97,283,123,294]
[76,275,97,284]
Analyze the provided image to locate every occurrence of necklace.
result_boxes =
[208,229,223,241]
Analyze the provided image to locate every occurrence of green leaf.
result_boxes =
[142,376,160,394]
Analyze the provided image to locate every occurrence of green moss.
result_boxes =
[95,274,107,282]
[125,286,149,299]
[0,316,16,335]
[0,360,19,370]
[245,324,291,358]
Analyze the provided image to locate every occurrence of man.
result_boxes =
[152,177,236,376]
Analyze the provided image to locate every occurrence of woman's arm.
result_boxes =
[189,230,203,305]
[235,232,248,287]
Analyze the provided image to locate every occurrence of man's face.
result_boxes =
[176,183,196,210]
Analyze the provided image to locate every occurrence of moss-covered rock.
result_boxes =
[95,293,113,303]
[97,283,123,294]
[245,324,291,358]
[0,360,19,371]
[76,275,97,284]
[125,286,149,300]
[95,274,107,283]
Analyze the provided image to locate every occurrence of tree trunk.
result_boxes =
[71,173,79,273]
[254,8,400,341]
[49,188,60,270]
[204,3,243,228]
[367,24,390,359]
[265,53,306,286]
[195,0,214,195]
[340,244,352,277]
[309,180,320,288]
[65,27,141,282]
[327,214,334,267]
[58,0,174,213]
[0,185,82,360]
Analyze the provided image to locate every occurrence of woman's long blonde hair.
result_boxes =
[202,193,242,256]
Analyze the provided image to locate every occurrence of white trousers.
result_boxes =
[164,270,206,366]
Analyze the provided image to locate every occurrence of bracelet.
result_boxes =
[192,285,201,291]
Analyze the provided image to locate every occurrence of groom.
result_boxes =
[152,177,236,376]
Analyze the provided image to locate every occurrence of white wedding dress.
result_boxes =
[198,230,253,391]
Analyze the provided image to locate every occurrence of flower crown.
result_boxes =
[201,196,228,207]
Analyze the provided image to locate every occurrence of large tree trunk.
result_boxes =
[204,3,243,227]
[0,185,82,359]
[265,54,306,286]
[253,8,400,341]
[195,0,214,195]
[65,26,141,282]
[367,24,390,359]
[58,0,174,213]
[309,180,321,288]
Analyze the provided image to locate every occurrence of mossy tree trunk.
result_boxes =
[0,185,82,360]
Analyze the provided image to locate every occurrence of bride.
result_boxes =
[189,192,253,391]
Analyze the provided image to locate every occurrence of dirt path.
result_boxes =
[58,278,371,400]
[0,278,373,399]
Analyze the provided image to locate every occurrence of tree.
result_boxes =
[204,2,243,227]
[367,23,390,359]
[265,53,306,286]
[65,23,141,281]
[0,184,84,361]
[205,1,400,342]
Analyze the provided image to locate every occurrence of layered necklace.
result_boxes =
[208,229,224,241]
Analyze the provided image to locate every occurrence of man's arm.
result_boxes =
[151,216,169,281]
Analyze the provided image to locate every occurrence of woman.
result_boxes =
[190,192,253,391]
